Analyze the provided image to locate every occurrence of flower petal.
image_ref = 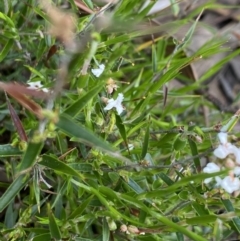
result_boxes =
[221,176,240,193]
[203,162,220,173]
[103,93,124,115]
[103,99,115,111]
[91,64,105,77]
[215,176,222,186]
[230,145,240,164]
[234,166,240,176]
[213,145,230,159]
[217,132,228,144]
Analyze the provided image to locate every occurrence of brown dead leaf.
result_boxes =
[0,82,46,119]
[6,93,28,142]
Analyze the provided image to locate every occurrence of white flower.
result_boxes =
[27,81,49,93]
[215,176,222,186]
[203,162,220,184]
[91,64,105,77]
[128,144,134,150]
[104,93,124,115]
[220,176,240,193]
[218,132,228,144]
[213,132,240,164]
[234,166,240,176]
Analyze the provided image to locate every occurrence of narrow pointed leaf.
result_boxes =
[48,203,62,240]
[141,124,149,159]
[56,114,115,153]
[0,144,22,157]
[221,199,240,233]
[102,218,110,241]
[115,114,127,146]
[188,138,201,173]
[0,39,14,62]
[64,84,103,117]
[0,175,29,212]
[40,155,84,179]
[19,141,43,172]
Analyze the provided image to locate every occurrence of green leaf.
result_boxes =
[0,39,14,62]
[159,172,175,186]
[0,175,29,212]
[0,12,15,27]
[141,124,149,159]
[64,84,103,117]
[115,114,127,146]
[192,202,209,215]
[56,114,115,154]
[173,135,186,151]
[40,155,84,179]
[113,121,147,147]
[0,141,43,212]
[220,109,240,133]
[148,210,208,241]
[33,174,41,212]
[152,43,157,72]
[102,218,110,241]
[48,203,62,240]
[32,233,51,241]
[199,48,240,83]
[138,170,228,198]
[186,215,217,225]
[188,138,201,173]
[24,65,45,80]
[19,141,43,172]
[0,144,22,157]
[68,195,94,220]
[68,163,93,172]
[221,199,240,233]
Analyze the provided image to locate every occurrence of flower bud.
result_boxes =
[127,225,140,234]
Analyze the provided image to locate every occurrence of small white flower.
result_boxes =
[220,176,240,193]
[213,144,233,159]
[128,144,134,150]
[91,64,105,77]
[213,132,240,164]
[104,93,124,115]
[27,81,49,93]
[203,162,220,184]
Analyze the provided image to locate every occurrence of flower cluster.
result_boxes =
[91,63,125,115]
[203,132,240,194]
